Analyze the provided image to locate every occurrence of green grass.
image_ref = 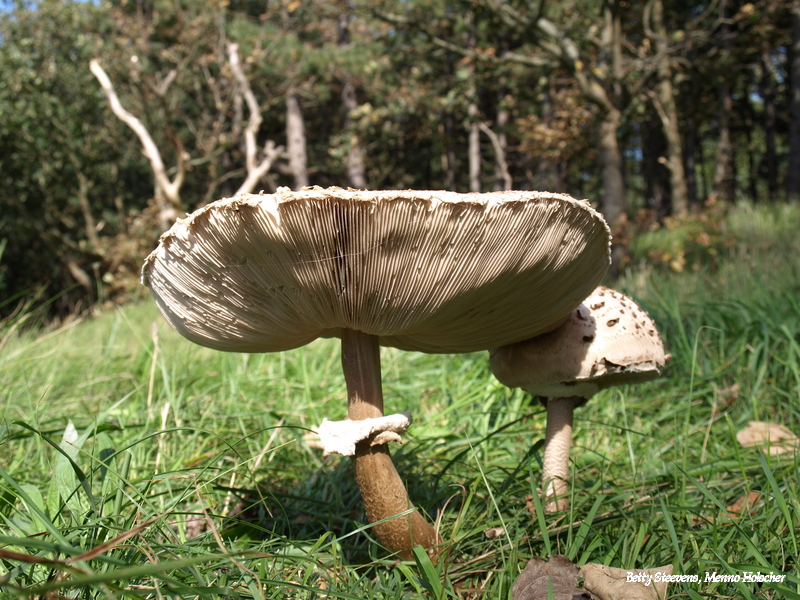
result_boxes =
[1,202,799,599]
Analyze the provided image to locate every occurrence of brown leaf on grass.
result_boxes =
[579,563,673,600]
[525,494,536,516]
[484,526,505,539]
[185,514,207,539]
[736,421,799,455]
[726,491,761,517]
[513,555,597,600]
[0,548,65,565]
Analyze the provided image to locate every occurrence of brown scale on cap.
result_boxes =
[490,286,668,513]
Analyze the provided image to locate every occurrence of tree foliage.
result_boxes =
[0,0,796,320]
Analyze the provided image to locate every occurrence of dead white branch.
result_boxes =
[89,59,184,211]
[227,43,285,195]
[478,122,512,190]
[153,69,177,97]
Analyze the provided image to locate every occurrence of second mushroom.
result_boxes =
[490,286,668,512]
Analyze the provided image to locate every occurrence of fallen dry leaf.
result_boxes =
[185,515,207,539]
[580,563,673,600]
[484,526,505,539]
[525,494,536,516]
[513,555,597,600]
[513,556,676,600]
[726,491,761,518]
[736,421,799,455]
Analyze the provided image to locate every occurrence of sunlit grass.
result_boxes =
[1,202,799,598]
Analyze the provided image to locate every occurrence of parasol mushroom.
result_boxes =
[142,186,611,559]
[490,286,667,512]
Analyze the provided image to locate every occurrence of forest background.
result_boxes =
[1,0,798,322]
[1,2,800,597]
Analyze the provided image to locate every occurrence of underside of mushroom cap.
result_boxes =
[489,286,667,398]
[142,187,611,354]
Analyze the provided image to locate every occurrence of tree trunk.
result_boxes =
[556,160,569,193]
[468,102,481,193]
[762,52,778,201]
[683,97,699,206]
[697,130,708,201]
[342,82,367,189]
[742,94,759,201]
[536,84,567,193]
[598,107,626,226]
[682,36,699,207]
[643,116,670,219]
[286,93,309,190]
[787,2,800,201]
[443,112,456,190]
[338,13,366,189]
[711,0,735,203]
[494,101,510,191]
[650,0,688,216]
[531,13,628,220]
[711,82,734,202]
[467,20,480,193]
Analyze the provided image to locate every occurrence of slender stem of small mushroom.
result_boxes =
[341,328,442,561]
[542,396,579,513]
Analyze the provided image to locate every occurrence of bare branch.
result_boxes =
[478,0,529,31]
[368,7,413,26]
[227,43,262,175]
[373,5,552,68]
[235,140,284,196]
[152,69,178,97]
[430,35,552,68]
[642,0,656,39]
[478,122,512,191]
[89,59,183,210]
[533,18,615,111]
[646,88,669,127]
[227,43,285,195]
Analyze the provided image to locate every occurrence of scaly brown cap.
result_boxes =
[489,286,667,399]
[142,187,611,354]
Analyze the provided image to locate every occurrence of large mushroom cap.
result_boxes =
[489,286,667,398]
[142,187,611,354]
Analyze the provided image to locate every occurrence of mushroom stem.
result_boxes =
[542,396,579,513]
[341,328,441,560]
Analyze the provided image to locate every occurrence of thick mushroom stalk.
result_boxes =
[342,329,441,560]
[541,397,580,513]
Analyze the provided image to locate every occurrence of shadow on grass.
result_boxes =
[218,444,451,564]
